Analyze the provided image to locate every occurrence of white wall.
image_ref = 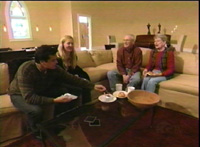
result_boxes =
[59,1,73,38]
[71,1,198,51]
[0,2,2,48]
[0,1,198,52]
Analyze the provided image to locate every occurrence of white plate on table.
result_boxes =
[98,95,117,103]
[113,91,127,99]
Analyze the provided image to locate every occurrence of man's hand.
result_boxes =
[54,96,73,103]
[123,75,130,84]
[94,85,106,92]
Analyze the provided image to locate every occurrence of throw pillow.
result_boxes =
[90,50,113,66]
[76,51,96,68]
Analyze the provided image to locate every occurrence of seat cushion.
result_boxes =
[0,94,19,117]
[0,94,28,143]
[83,67,108,83]
[159,74,198,96]
[97,63,117,71]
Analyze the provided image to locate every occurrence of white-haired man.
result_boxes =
[107,34,142,91]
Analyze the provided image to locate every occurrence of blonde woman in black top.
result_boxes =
[57,35,91,103]
[57,35,90,80]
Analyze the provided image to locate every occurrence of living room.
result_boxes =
[0,1,199,147]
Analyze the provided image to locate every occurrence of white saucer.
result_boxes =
[98,95,117,103]
[113,91,127,98]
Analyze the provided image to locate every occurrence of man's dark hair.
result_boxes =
[35,45,57,63]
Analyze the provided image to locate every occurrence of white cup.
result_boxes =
[116,84,122,91]
[127,86,135,93]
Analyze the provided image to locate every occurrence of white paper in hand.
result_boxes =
[63,93,78,99]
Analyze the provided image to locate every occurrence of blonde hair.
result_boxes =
[57,35,77,69]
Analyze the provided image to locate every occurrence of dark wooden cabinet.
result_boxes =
[0,50,35,63]
[135,34,171,49]
[0,45,58,63]
[0,48,12,52]
[105,44,116,50]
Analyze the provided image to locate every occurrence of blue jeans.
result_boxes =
[107,70,141,92]
[141,70,167,93]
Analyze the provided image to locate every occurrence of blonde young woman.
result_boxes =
[57,35,91,103]
[57,35,90,80]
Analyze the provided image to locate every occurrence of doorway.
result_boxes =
[78,15,91,50]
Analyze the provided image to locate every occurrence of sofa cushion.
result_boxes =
[97,63,117,71]
[0,94,19,117]
[76,51,96,68]
[90,50,113,66]
[174,52,198,75]
[83,67,108,83]
[111,48,118,63]
[140,47,151,68]
[0,63,9,94]
[159,74,198,96]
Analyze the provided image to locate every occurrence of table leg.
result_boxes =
[150,106,157,128]
[39,129,47,147]
[37,123,63,147]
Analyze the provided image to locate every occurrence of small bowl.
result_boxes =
[127,90,160,109]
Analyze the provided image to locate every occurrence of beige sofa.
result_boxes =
[0,63,27,144]
[76,49,117,99]
[140,48,199,118]
[76,48,199,118]
[0,48,198,144]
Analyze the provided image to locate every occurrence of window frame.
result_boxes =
[5,1,32,41]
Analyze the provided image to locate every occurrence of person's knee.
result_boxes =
[148,79,157,86]
[134,77,142,83]
[27,106,43,118]
[130,76,141,85]
[107,70,115,78]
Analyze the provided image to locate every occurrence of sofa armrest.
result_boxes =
[0,63,9,94]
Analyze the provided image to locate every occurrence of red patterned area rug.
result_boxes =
[5,106,199,147]
[4,135,54,147]
[107,107,199,147]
